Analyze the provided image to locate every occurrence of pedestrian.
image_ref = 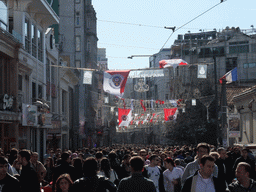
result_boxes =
[71,157,117,192]
[52,152,77,192]
[233,148,255,180]
[72,157,83,180]
[98,157,120,186]
[31,151,47,183]
[181,142,218,185]
[228,162,256,192]
[117,156,156,192]
[44,157,54,183]
[11,158,22,175]
[163,157,183,192]
[142,154,165,192]
[215,147,228,185]
[55,174,73,192]
[0,156,21,192]
[18,149,41,192]
[181,155,226,192]
[119,154,131,179]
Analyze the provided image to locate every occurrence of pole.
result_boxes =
[213,56,219,146]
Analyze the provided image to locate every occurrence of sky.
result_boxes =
[93,0,256,70]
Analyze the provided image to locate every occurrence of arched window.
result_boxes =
[0,2,8,30]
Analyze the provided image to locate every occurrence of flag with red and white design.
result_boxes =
[164,108,178,121]
[118,108,133,127]
[103,70,130,97]
[150,113,156,123]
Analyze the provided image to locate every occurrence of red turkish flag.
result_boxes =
[164,108,178,121]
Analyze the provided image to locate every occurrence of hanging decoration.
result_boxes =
[103,70,130,97]
[164,108,178,121]
[118,108,133,127]
[140,100,146,112]
[134,78,149,92]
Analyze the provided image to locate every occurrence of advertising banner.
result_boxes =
[22,104,38,126]
[228,113,240,138]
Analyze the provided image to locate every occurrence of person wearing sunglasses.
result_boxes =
[142,154,165,192]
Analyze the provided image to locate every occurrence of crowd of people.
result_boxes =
[0,143,256,192]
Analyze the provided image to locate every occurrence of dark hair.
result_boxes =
[164,157,175,167]
[83,157,98,176]
[95,152,103,159]
[130,156,144,172]
[61,152,70,161]
[197,143,210,154]
[100,157,111,178]
[19,149,31,162]
[200,155,215,166]
[55,173,73,192]
[0,156,8,164]
[44,157,54,169]
[149,154,159,161]
[217,147,225,153]
[123,154,131,161]
[108,151,117,160]
[73,157,83,170]
[237,162,251,174]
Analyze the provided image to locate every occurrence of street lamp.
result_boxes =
[164,26,176,32]
[127,55,152,59]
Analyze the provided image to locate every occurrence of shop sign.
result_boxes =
[0,112,20,121]
[228,113,240,138]
[0,94,14,111]
[49,120,61,134]
[22,103,38,126]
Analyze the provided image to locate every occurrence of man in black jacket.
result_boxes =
[71,157,117,192]
[118,156,156,192]
[18,149,40,192]
[182,155,226,192]
[233,148,255,180]
[0,156,21,192]
[52,152,77,191]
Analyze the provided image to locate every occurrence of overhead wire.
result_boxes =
[160,1,225,49]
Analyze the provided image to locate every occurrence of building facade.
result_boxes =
[58,0,99,149]
[0,0,59,159]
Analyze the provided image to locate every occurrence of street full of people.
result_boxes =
[0,143,256,192]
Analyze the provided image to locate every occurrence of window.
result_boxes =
[75,36,81,51]
[25,18,30,53]
[0,2,7,30]
[98,89,101,100]
[87,40,91,52]
[18,75,23,91]
[165,94,169,100]
[51,62,55,83]
[87,19,91,28]
[75,60,81,68]
[51,97,56,113]
[75,0,80,3]
[226,58,237,72]
[97,109,102,119]
[248,63,256,68]
[229,41,249,54]
[46,59,50,82]
[244,63,256,68]
[76,12,80,26]
[38,29,43,62]
[32,82,36,102]
[62,91,67,114]
[38,85,43,99]
[31,24,37,57]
